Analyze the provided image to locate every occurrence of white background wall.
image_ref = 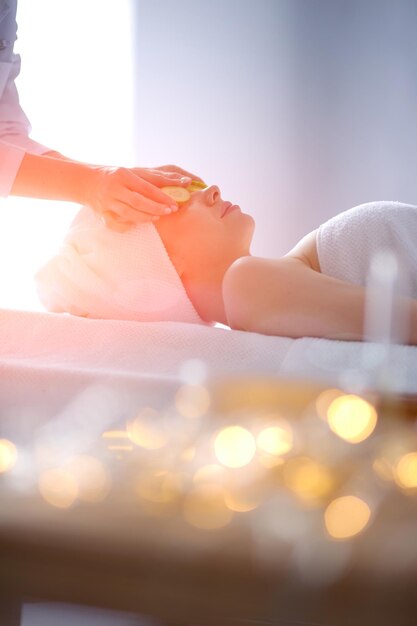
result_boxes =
[132,0,417,257]
[2,0,417,309]
[132,0,291,258]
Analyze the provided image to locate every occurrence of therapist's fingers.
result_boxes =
[117,188,179,218]
[102,212,159,232]
[101,190,169,224]
[131,167,192,188]
[119,168,179,207]
[85,167,179,224]
[101,212,158,232]
[101,211,133,232]
[154,164,205,183]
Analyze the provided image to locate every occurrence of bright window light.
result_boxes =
[0,0,134,310]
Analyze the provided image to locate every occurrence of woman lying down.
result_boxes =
[36,183,417,344]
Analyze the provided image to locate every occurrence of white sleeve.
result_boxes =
[0,138,25,196]
[0,0,50,155]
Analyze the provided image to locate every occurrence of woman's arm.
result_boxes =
[223,256,417,344]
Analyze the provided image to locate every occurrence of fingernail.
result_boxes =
[180,176,191,183]
[163,207,173,214]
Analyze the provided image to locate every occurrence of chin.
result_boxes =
[240,212,255,248]
[246,212,255,228]
[239,210,255,229]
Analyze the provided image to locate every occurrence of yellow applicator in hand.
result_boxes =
[162,180,208,205]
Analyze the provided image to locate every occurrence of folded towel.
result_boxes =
[35,207,204,324]
[317,201,417,297]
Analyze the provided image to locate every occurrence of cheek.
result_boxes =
[196,218,251,264]
[177,224,223,272]
[159,210,252,272]
[200,231,244,272]
[161,216,214,269]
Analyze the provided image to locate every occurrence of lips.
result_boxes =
[221,202,233,218]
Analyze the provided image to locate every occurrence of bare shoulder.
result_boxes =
[222,230,321,331]
[285,229,321,272]
[222,255,306,332]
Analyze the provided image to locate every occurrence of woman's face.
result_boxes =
[155,185,255,287]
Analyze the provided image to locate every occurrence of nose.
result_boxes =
[203,185,221,205]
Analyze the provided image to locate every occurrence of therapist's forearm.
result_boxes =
[42,150,71,160]
[10,151,94,204]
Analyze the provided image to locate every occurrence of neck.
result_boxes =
[181,277,227,325]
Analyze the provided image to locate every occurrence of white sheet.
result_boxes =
[1,309,417,428]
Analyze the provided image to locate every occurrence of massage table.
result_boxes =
[1,308,417,625]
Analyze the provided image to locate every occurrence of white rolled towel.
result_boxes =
[316,201,417,297]
[35,207,205,324]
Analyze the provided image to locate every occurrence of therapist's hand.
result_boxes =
[131,164,205,187]
[84,166,180,232]
[95,165,205,232]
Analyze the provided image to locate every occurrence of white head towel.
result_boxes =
[35,207,205,324]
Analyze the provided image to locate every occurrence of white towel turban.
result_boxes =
[35,207,205,324]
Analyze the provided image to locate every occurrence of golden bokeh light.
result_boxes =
[66,455,110,503]
[175,384,211,419]
[395,452,417,490]
[315,388,344,420]
[257,423,293,456]
[101,430,130,440]
[0,439,17,473]
[127,407,167,450]
[214,426,256,469]
[372,457,394,482]
[259,454,285,469]
[38,468,78,509]
[180,446,196,462]
[324,495,371,539]
[284,456,334,502]
[136,470,182,504]
[106,444,134,452]
[193,464,224,484]
[223,489,260,513]
[327,395,377,443]
[183,484,233,530]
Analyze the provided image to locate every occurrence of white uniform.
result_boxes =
[0,0,49,196]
